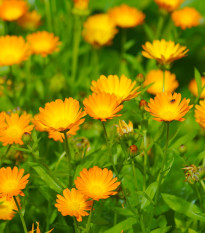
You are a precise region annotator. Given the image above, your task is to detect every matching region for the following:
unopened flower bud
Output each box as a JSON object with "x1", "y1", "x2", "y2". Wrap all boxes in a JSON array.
[
  {"x1": 129, "y1": 145, "x2": 138, "y2": 155},
  {"x1": 179, "y1": 144, "x2": 187, "y2": 154},
  {"x1": 116, "y1": 120, "x2": 133, "y2": 136},
  {"x1": 139, "y1": 99, "x2": 148, "y2": 109},
  {"x1": 136, "y1": 73, "x2": 144, "y2": 83},
  {"x1": 22, "y1": 132, "x2": 31, "y2": 143}
]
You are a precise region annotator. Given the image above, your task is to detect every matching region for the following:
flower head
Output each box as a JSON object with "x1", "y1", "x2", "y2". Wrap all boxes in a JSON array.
[
  {"x1": 144, "y1": 69, "x2": 179, "y2": 95},
  {"x1": 0, "y1": 0, "x2": 28, "y2": 21},
  {"x1": 108, "y1": 4, "x2": 145, "y2": 28},
  {"x1": 82, "y1": 14, "x2": 118, "y2": 47},
  {"x1": 55, "y1": 188, "x2": 93, "y2": 222},
  {"x1": 154, "y1": 0, "x2": 184, "y2": 12},
  {"x1": 33, "y1": 113, "x2": 82, "y2": 143},
  {"x1": 195, "y1": 99, "x2": 205, "y2": 128},
  {"x1": 172, "y1": 7, "x2": 201, "y2": 30},
  {"x1": 116, "y1": 120, "x2": 133, "y2": 136},
  {"x1": 0, "y1": 166, "x2": 30, "y2": 199},
  {"x1": 36, "y1": 98, "x2": 86, "y2": 134},
  {"x1": 29, "y1": 222, "x2": 54, "y2": 233},
  {"x1": 91, "y1": 75, "x2": 140, "y2": 102},
  {"x1": 0, "y1": 36, "x2": 30, "y2": 66},
  {"x1": 189, "y1": 78, "x2": 205, "y2": 99},
  {"x1": 75, "y1": 166, "x2": 120, "y2": 201},
  {"x1": 17, "y1": 10, "x2": 42, "y2": 30},
  {"x1": 83, "y1": 93, "x2": 123, "y2": 121},
  {"x1": 0, "y1": 113, "x2": 33, "y2": 146},
  {"x1": 0, "y1": 196, "x2": 18, "y2": 220},
  {"x1": 142, "y1": 39, "x2": 189, "y2": 66},
  {"x1": 27, "y1": 31, "x2": 61, "y2": 57},
  {"x1": 145, "y1": 92, "x2": 193, "y2": 122},
  {"x1": 74, "y1": 0, "x2": 89, "y2": 10}
]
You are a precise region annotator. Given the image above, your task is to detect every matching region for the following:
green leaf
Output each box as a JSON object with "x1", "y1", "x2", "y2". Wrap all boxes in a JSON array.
[
  {"x1": 30, "y1": 162, "x2": 64, "y2": 193},
  {"x1": 194, "y1": 67, "x2": 202, "y2": 96},
  {"x1": 151, "y1": 226, "x2": 171, "y2": 233},
  {"x1": 103, "y1": 217, "x2": 138, "y2": 233},
  {"x1": 162, "y1": 193, "x2": 205, "y2": 222},
  {"x1": 112, "y1": 207, "x2": 135, "y2": 217},
  {"x1": 141, "y1": 182, "x2": 158, "y2": 209}
]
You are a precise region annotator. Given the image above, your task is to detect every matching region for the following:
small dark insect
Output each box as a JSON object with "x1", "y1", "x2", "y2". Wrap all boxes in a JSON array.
[{"x1": 170, "y1": 99, "x2": 176, "y2": 103}]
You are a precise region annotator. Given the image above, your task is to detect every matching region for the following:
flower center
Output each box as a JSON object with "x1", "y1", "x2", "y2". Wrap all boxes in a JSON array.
[
  {"x1": 2, "y1": 179, "x2": 18, "y2": 193},
  {"x1": 5, "y1": 7, "x2": 23, "y2": 20},
  {"x1": 69, "y1": 201, "x2": 81, "y2": 211},
  {"x1": 6, "y1": 126, "x2": 22, "y2": 138},
  {"x1": 90, "y1": 184, "x2": 104, "y2": 195}
]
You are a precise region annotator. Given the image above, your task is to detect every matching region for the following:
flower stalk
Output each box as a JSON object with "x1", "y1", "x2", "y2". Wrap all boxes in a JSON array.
[{"x1": 63, "y1": 132, "x2": 72, "y2": 187}]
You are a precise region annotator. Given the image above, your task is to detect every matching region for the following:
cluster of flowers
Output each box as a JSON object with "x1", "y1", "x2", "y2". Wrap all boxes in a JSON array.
[{"x1": 0, "y1": 165, "x2": 120, "y2": 225}]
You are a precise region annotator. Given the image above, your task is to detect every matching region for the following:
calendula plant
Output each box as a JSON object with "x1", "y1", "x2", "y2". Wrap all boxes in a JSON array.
[{"x1": 0, "y1": 0, "x2": 205, "y2": 233}]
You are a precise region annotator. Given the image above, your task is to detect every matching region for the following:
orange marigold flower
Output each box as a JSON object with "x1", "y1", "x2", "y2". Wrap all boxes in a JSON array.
[
  {"x1": 144, "y1": 69, "x2": 179, "y2": 95},
  {"x1": 0, "y1": 35, "x2": 30, "y2": 66},
  {"x1": 145, "y1": 92, "x2": 193, "y2": 122},
  {"x1": 27, "y1": 31, "x2": 61, "y2": 57},
  {"x1": 195, "y1": 99, "x2": 205, "y2": 128},
  {"x1": 189, "y1": 78, "x2": 205, "y2": 99},
  {"x1": 55, "y1": 188, "x2": 93, "y2": 222},
  {"x1": 172, "y1": 7, "x2": 201, "y2": 30},
  {"x1": 82, "y1": 14, "x2": 118, "y2": 47},
  {"x1": 108, "y1": 4, "x2": 145, "y2": 28},
  {"x1": 116, "y1": 120, "x2": 133, "y2": 136},
  {"x1": 83, "y1": 93, "x2": 123, "y2": 121},
  {"x1": 36, "y1": 98, "x2": 86, "y2": 133},
  {"x1": 74, "y1": 0, "x2": 89, "y2": 10},
  {"x1": 0, "y1": 196, "x2": 19, "y2": 220},
  {"x1": 0, "y1": 113, "x2": 33, "y2": 146},
  {"x1": 29, "y1": 222, "x2": 54, "y2": 233},
  {"x1": 75, "y1": 166, "x2": 120, "y2": 201},
  {"x1": 0, "y1": 0, "x2": 28, "y2": 21},
  {"x1": 0, "y1": 166, "x2": 30, "y2": 199},
  {"x1": 142, "y1": 39, "x2": 189, "y2": 66},
  {"x1": 91, "y1": 75, "x2": 140, "y2": 102},
  {"x1": 154, "y1": 0, "x2": 184, "y2": 12},
  {"x1": 17, "y1": 10, "x2": 42, "y2": 30},
  {"x1": 33, "y1": 113, "x2": 83, "y2": 143}
]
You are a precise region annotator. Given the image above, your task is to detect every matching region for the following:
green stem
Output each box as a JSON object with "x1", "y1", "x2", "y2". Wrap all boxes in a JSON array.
[
  {"x1": 162, "y1": 69, "x2": 166, "y2": 92},
  {"x1": 13, "y1": 196, "x2": 28, "y2": 233},
  {"x1": 71, "y1": 15, "x2": 82, "y2": 82},
  {"x1": 63, "y1": 132, "x2": 72, "y2": 187},
  {"x1": 200, "y1": 180, "x2": 205, "y2": 192},
  {"x1": 155, "y1": 123, "x2": 170, "y2": 205},
  {"x1": 155, "y1": 12, "x2": 166, "y2": 39},
  {"x1": 121, "y1": 29, "x2": 127, "y2": 59},
  {"x1": 131, "y1": 160, "x2": 138, "y2": 190},
  {"x1": 44, "y1": 0, "x2": 53, "y2": 31},
  {"x1": 143, "y1": 131, "x2": 148, "y2": 191},
  {"x1": 85, "y1": 204, "x2": 93, "y2": 233},
  {"x1": 73, "y1": 217, "x2": 79, "y2": 233}
]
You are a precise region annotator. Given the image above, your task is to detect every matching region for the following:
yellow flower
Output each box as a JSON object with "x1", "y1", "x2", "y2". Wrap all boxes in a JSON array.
[
  {"x1": 82, "y1": 14, "x2": 118, "y2": 47},
  {"x1": 154, "y1": 0, "x2": 184, "y2": 12},
  {"x1": 0, "y1": 0, "x2": 28, "y2": 21},
  {"x1": 195, "y1": 99, "x2": 205, "y2": 128},
  {"x1": 145, "y1": 92, "x2": 193, "y2": 122},
  {"x1": 144, "y1": 69, "x2": 179, "y2": 95},
  {"x1": 116, "y1": 120, "x2": 133, "y2": 136},
  {"x1": 74, "y1": 0, "x2": 89, "y2": 10},
  {"x1": 33, "y1": 114, "x2": 82, "y2": 143},
  {"x1": 75, "y1": 166, "x2": 120, "y2": 201},
  {"x1": 142, "y1": 39, "x2": 189, "y2": 66},
  {"x1": 172, "y1": 7, "x2": 201, "y2": 30},
  {"x1": 0, "y1": 35, "x2": 30, "y2": 66},
  {"x1": 27, "y1": 31, "x2": 61, "y2": 57},
  {"x1": 108, "y1": 4, "x2": 145, "y2": 28},
  {"x1": 0, "y1": 196, "x2": 18, "y2": 220},
  {"x1": 0, "y1": 166, "x2": 30, "y2": 199},
  {"x1": 55, "y1": 188, "x2": 93, "y2": 222},
  {"x1": 0, "y1": 113, "x2": 33, "y2": 146},
  {"x1": 17, "y1": 10, "x2": 41, "y2": 30},
  {"x1": 189, "y1": 78, "x2": 205, "y2": 99},
  {"x1": 83, "y1": 92, "x2": 123, "y2": 121},
  {"x1": 29, "y1": 222, "x2": 54, "y2": 233},
  {"x1": 91, "y1": 75, "x2": 140, "y2": 102},
  {"x1": 36, "y1": 98, "x2": 86, "y2": 133}
]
